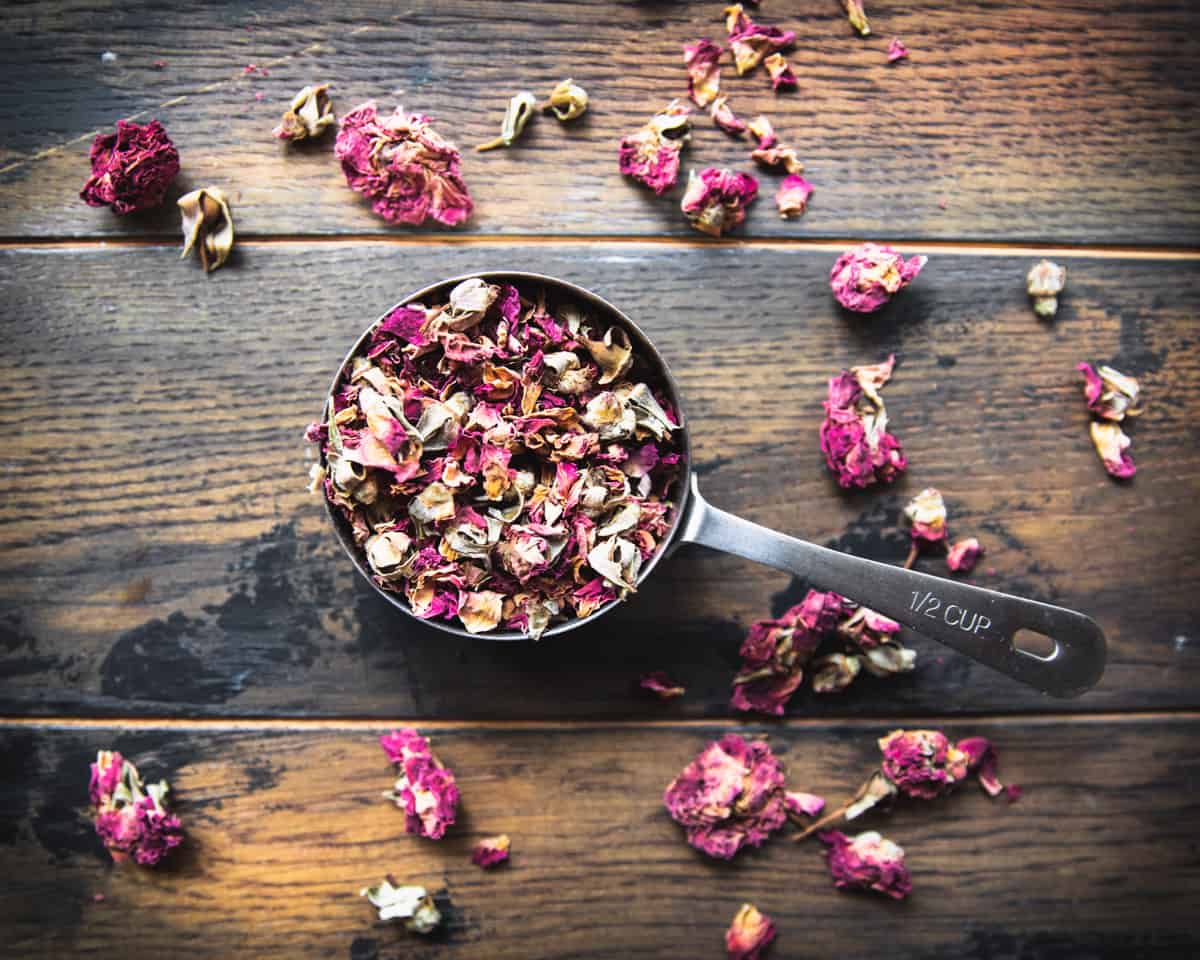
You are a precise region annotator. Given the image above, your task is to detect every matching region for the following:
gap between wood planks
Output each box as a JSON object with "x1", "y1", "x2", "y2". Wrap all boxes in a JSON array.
[
  {"x1": 1, "y1": 234, "x2": 1199, "y2": 259},
  {"x1": 3, "y1": 709, "x2": 1197, "y2": 731}
]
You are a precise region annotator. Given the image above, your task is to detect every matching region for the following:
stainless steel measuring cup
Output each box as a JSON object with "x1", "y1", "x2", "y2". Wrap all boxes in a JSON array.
[{"x1": 320, "y1": 272, "x2": 1106, "y2": 697}]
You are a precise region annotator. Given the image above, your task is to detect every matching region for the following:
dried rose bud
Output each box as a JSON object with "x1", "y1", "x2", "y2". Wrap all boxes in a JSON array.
[
  {"x1": 273, "y1": 83, "x2": 335, "y2": 141},
  {"x1": 178, "y1": 187, "x2": 235, "y2": 273},
  {"x1": 360, "y1": 878, "x2": 441, "y2": 934},
  {"x1": 841, "y1": 0, "x2": 871, "y2": 36},
  {"x1": 477, "y1": 91, "x2": 538, "y2": 151},
  {"x1": 663, "y1": 734, "x2": 788, "y2": 859},
  {"x1": 887, "y1": 38, "x2": 909, "y2": 62},
  {"x1": 380, "y1": 729, "x2": 460, "y2": 839},
  {"x1": 335, "y1": 102, "x2": 473, "y2": 226},
  {"x1": 785, "y1": 790, "x2": 826, "y2": 819},
  {"x1": 879, "y1": 728, "x2": 969, "y2": 799},
  {"x1": 747, "y1": 115, "x2": 776, "y2": 148},
  {"x1": 729, "y1": 17, "x2": 796, "y2": 75},
  {"x1": 903, "y1": 488, "x2": 948, "y2": 545},
  {"x1": 819, "y1": 355, "x2": 907, "y2": 489},
  {"x1": 956, "y1": 736, "x2": 1005, "y2": 797},
  {"x1": 725, "y1": 903, "x2": 777, "y2": 960},
  {"x1": 752, "y1": 143, "x2": 804, "y2": 175},
  {"x1": 1088, "y1": 420, "x2": 1136, "y2": 479},
  {"x1": 946, "y1": 537, "x2": 983, "y2": 574},
  {"x1": 763, "y1": 53, "x2": 797, "y2": 91},
  {"x1": 681, "y1": 167, "x2": 759, "y2": 237},
  {"x1": 89, "y1": 750, "x2": 184, "y2": 866},
  {"x1": 820, "y1": 830, "x2": 911, "y2": 900},
  {"x1": 1077, "y1": 362, "x2": 1142, "y2": 422},
  {"x1": 710, "y1": 95, "x2": 748, "y2": 136},
  {"x1": 471, "y1": 834, "x2": 511, "y2": 868},
  {"x1": 542, "y1": 78, "x2": 588, "y2": 121},
  {"x1": 684, "y1": 38, "x2": 724, "y2": 107},
  {"x1": 80, "y1": 119, "x2": 180, "y2": 215},
  {"x1": 830, "y1": 243, "x2": 927, "y2": 313},
  {"x1": 640, "y1": 671, "x2": 686, "y2": 699},
  {"x1": 811, "y1": 652, "x2": 861, "y2": 692},
  {"x1": 1027, "y1": 259, "x2": 1066, "y2": 317},
  {"x1": 618, "y1": 100, "x2": 693, "y2": 195},
  {"x1": 860, "y1": 643, "x2": 916, "y2": 678},
  {"x1": 775, "y1": 174, "x2": 812, "y2": 219}
]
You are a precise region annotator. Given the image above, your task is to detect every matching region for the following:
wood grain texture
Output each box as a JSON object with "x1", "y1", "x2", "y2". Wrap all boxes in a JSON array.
[
  {"x1": 1, "y1": 243, "x2": 1197, "y2": 718},
  {"x1": 2, "y1": 0, "x2": 1199, "y2": 243},
  {"x1": 1, "y1": 719, "x2": 1197, "y2": 959}
]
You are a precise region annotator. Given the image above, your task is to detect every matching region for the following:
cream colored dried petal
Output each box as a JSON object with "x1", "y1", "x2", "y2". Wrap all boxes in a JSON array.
[
  {"x1": 444, "y1": 278, "x2": 498, "y2": 329},
  {"x1": 844, "y1": 770, "x2": 897, "y2": 821},
  {"x1": 459, "y1": 590, "x2": 505, "y2": 633},
  {"x1": 811, "y1": 653, "x2": 862, "y2": 693},
  {"x1": 306, "y1": 462, "x2": 325, "y2": 494},
  {"x1": 524, "y1": 597, "x2": 561, "y2": 640},
  {"x1": 476, "y1": 91, "x2": 538, "y2": 151},
  {"x1": 360, "y1": 880, "x2": 441, "y2": 933},
  {"x1": 597, "y1": 501, "x2": 640, "y2": 538},
  {"x1": 1027, "y1": 259, "x2": 1066, "y2": 317},
  {"x1": 178, "y1": 187, "x2": 234, "y2": 273},
  {"x1": 586, "y1": 536, "x2": 642, "y2": 592},
  {"x1": 582, "y1": 326, "x2": 634, "y2": 385},
  {"x1": 409, "y1": 482, "x2": 456, "y2": 525},
  {"x1": 583, "y1": 391, "x2": 637, "y2": 440},
  {"x1": 620, "y1": 382, "x2": 677, "y2": 439},
  {"x1": 1095, "y1": 365, "x2": 1142, "y2": 420},
  {"x1": 861, "y1": 643, "x2": 917, "y2": 677},
  {"x1": 273, "y1": 83, "x2": 335, "y2": 140},
  {"x1": 902, "y1": 487, "x2": 947, "y2": 536},
  {"x1": 366, "y1": 530, "x2": 415, "y2": 581},
  {"x1": 543, "y1": 78, "x2": 588, "y2": 121}
]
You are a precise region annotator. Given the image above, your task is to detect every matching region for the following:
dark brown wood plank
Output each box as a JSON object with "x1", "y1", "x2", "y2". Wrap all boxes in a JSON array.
[
  {"x1": 1, "y1": 242, "x2": 1197, "y2": 717},
  {"x1": 1, "y1": 718, "x2": 1197, "y2": 958},
  {"x1": 2, "y1": 1, "x2": 1198, "y2": 243}
]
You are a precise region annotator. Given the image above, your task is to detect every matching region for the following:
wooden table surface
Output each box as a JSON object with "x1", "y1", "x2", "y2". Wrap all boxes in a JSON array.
[{"x1": 2, "y1": 2, "x2": 1199, "y2": 957}]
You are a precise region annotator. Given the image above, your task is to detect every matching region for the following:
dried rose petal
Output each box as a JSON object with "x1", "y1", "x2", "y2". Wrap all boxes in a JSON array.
[
  {"x1": 273, "y1": 84, "x2": 335, "y2": 141},
  {"x1": 89, "y1": 750, "x2": 183, "y2": 866},
  {"x1": 710, "y1": 96, "x2": 748, "y2": 136},
  {"x1": 380, "y1": 729, "x2": 460, "y2": 839},
  {"x1": 785, "y1": 790, "x2": 826, "y2": 818},
  {"x1": 725, "y1": 903, "x2": 777, "y2": 960},
  {"x1": 360, "y1": 878, "x2": 441, "y2": 933},
  {"x1": 763, "y1": 53, "x2": 797, "y2": 91},
  {"x1": 542, "y1": 78, "x2": 588, "y2": 121},
  {"x1": 775, "y1": 174, "x2": 812, "y2": 219},
  {"x1": 1027, "y1": 259, "x2": 1066, "y2": 318},
  {"x1": 335, "y1": 102, "x2": 473, "y2": 226},
  {"x1": 684, "y1": 38, "x2": 724, "y2": 107},
  {"x1": 946, "y1": 537, "x2": 983, "y2": 574},
  {"x1": 903, "y1": 487, "x2": 948, "y2": 545},
  {"x1": 459, "y1": 589, "x2": 504, "y2": 633},
  {"x1": 841, "y1": 0, "x2": 871, "y2": 36},
  {"x1": 178, "y1": 187, "x2": 235, "y2": 273},
  {"x1": 747, "y1": 115, "x2": 776, "y2": 148},
  {"x1": 887, "y1": 38, "x2": 909, "y2": 62},
  {"x1": 956, "y1": 736, "x2": 1004, "y2": 797},
  {"x1": 879, "y1": 728, "x2": 969, "y2": 799},
  {"x1": 724, "y1": 3, "x2": 752, "y2": 35},
  {"x1": 811, "y1": 652, "x2": 862, "y2": 692},
  {"x1": 471, "y1": 834, "x2": 511, "y2": 868},
  {"x1": 663, "y1": 734, "x2": 788, "y2": 859},
  {"x1": 830, "y1": 243, "x2": 926, "y2": 313},
  {"x1": 619, "y1": 100, "x2": 693, "y2": 194},
  {"x1": 1077, "y1": 363, "x2": 1141, "y2": 422},
  {"x1": 820, "y1": 830, "x2": 911, "y2": 900},
  {"x1": 752, "y1": 143, "x2": 804, "y2": 175},
  {"x1": 819, "y1": 355, "x2": 907, "y2": 489},
  {"x1": 836, "y1": 605, "x2": 901, "y2": 650},
  {"x1": 640, "y1": 671, "x2": 686, "y2": 699},
  {"x1": 728, "y1": 16, "x2": 796, "y2": 75},
  {"x1": 476, "y1": 91, "x2": 538, "y2": 152},
  {"x1": 681, "y1": 167, "x2": 759, "y2": 237},
  {"x1": 80, "y1": 119, "x2": 180, "y2": 215},
  {"x1": 1089, "y1": 421, "x2": 1136, "y2": 479}
]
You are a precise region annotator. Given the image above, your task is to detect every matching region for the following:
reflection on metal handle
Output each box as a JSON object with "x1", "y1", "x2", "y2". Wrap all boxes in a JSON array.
[{"x1": 677, "y1": 478, "x2": 1106, "y2": 698}]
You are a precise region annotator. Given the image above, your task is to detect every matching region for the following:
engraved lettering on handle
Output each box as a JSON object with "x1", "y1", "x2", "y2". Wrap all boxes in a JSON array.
[{"x1": 910, "y1": 591, "x2": 993, "y2": 637}]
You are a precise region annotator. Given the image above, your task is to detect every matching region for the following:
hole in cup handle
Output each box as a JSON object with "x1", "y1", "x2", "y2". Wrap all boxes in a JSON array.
[{"x1": 1012, "y1": 628, "x2": 1058, "y2": 662}]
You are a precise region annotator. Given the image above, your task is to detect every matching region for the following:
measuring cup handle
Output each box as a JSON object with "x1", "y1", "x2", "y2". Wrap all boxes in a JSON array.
[{"x1": 677, "y1": 478, "x2": 1106, "y2": 698}]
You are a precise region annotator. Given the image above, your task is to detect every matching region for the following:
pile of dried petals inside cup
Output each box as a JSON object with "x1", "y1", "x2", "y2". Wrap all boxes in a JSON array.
[{"x1": 306, "y1": 278, "x2": 683, "y2": 638}]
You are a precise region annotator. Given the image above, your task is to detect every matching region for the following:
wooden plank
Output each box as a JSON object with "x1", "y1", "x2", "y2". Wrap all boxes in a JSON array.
[
  {"x1": 1, "y1": 1, "x2": 1198, "y2": 244},
  {"x1": 1, "y1": 243, "x2": 1196, "y2": 718},
  {"x1": 1, "y1": 718, "x2": 1197, "y2": 958}
]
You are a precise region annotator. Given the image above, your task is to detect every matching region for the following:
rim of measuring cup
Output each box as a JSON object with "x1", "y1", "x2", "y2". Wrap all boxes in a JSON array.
[{"x1": 319, "y1": 271, "x2": 694, "y2": 641}]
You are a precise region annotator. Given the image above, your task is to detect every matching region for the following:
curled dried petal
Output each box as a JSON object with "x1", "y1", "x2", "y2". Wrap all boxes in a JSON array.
[
  {"x1": 360, "y1": 878, "x2": 441, "y2": 933},
  {"x1": 776, "y1": 173, "x2": 812, "y2": 218},
  {"x1": 946, "y1": 537, "x2": 983, "y2": 574},
  {"x1": 459, "y1": 589, "x2": 505, "y2": 633},
  {"x1": 830, "y1": 243, "x2": 926, "y2": 313},
  {"x1": 887, "y1": 38, "x2": 909, "y2": 62},
  {"x1": 747, "y1": 115, "x2": 776, "y2": 149},
  {"x1": 763, "y1": 52, "x2": 797, "y2": 91},
  {"x1": 681, "y1": 167, "x2": 759, "y2": 237},
  {"x1": 178, "y1": 187, "x2": 235, "y2": 273},
  {"x1": 1089, "y1": 420, "x2": 1136, "y2": 479},
  {"x1": 80, "y1": 119, "x2": 180, "y2": 214},
  {"x1": 684, "y1": 39, "x2": 724, "y2": 108},
  {"x1": 640, "y1": 670, "x2": 686, "y2": 699},
  {"x1": 956, "y1": 736, "x2": 1005, "y2": 797},
  {"x1": 542, "y1": 78, "x2": 588, "y2": 121},
  {"x1": 471, "y1": 834, "x2": 511, "y2": 868},
  {"x1": 619, "y1": 100, "x2": 693, "y2": 194},
  {"x1": 1077, "y1": 362, "x2": 1141, "y2": 422},
  {"x1": 842, "y1": 0, "x2": 871, "y2": 36},
  {"x1": 821, "y1": 830, "x2": 911, "y2": 900},
  {"x1": 725, "y1": 903, "x2": 777, "y2": 960},
  {"x1": 477, "y1": 91, "x2": 538, "y2": 152},
  {"x1": 273, "y1": 84, "x2": 335, "y2": 140},
  {"x1": 710, "y1": 95, "x2": 748, "y2": 136},
  {"x1": 785, "y1": 790, "x2": 826, "y2": 818},
  {"x1": 751, "y1": 142, "x2": 804, "y2": 175},
  {"x1": 582, "y1": 326, "x2": 634, "y2": 385},
  {"x1": 811, "y1": 652, "x2": 862, "y2": 692},
  {"x1": 729, "y1": 17, "x2": 796, "y2": 75},
  {"x1": 1027, "y1": 259, "x2": 1066, "y2": 318}
]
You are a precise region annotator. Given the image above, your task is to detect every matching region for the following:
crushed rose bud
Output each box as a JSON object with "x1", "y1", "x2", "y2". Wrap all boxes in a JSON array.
[
  {"x1": 1088, "y1": 421, "x2": 1136, "y2": 479},
  {"x1": 380, "y1": 729, "x2": 460, "y2": 839},
  {"x1": 619, "y1": 100, "x2": 693, "y2": 194},
  {"x1": 542, "y1": 78, "x2": 588, "y2": 121},
  {"x1": 308, "y1": 278, "x2": 682, "y2": 637},
  {"x1": 820, "y1": 831, "x2": 911, "y2": 899},
  {"x1": 946, "y1": 537, "x2": 983, "y2": 573},
  {"x1": 747, "y1": 115, "x2": 776, "y2": 148},
  {"x1": 1027, "y1": 259, "x2": 1067, "y2": 318},
  {"x1": 903, "y1": 488, "x2": 947, "y2": 545},
  {"x1": 89, "y1": 750, "x2": 184, "y2": 866},
  {"x1": 819, "y1": 354, "x2": 907, "y2": 489},
  {"x1": 785, "y1": 790, "x2": 826, "y2": 819},
  {"x1": 725, "y1": 903, "x2": 777, "y2": 960},
  {"x1": 681, "y1": 167, "x2": 759, "y2": 237},
  {"x1": 273, "y1": 83, "x2": 335, "y2": 141},
  {"x1": 880, "y1": 728, "x2": 971, "y2": 799},
  {"x1": 684, "y1": 39, "x2": 725, "y2": 107},
  {"x1": 336, "y1": 102, "x2": 473, "y2": 226},
  {"x1": 728, "y1": 13, "x2": 796, "y2": 75},
  {"x1": 887, "y1": 38, "x2": 909, "y2": 62},
  {"x1": 477, "y1": 91, "x2": 539, "y2": 152},
  {"x1": 471, "y1": 833, "x2": 511, "y2": 868},
  {"x1": 710, "y1": 95, "x2": 748, "y2": 136},
  {"x1": 841, "y1": 0, "x2": 871, "y2": 36},
  {"x1": 1077, "y1": 363, "x2": 1142, "y2": 422},
  {"x1": 663, "y1": 735, "x2": 787, "y2": 859},
  {"x1": 80, "y1": 119, "x2": 180, "y2": 215},
  {"x1": 830, "y1": 243, "x2": 927, "y2": 313},
  {"x1": 360, "y1": 878, "x2": 441, "y2": 933},
  {"x1": 178, "y1": 187, "x2": 235, "y2": 273},
  {"x1": 775, "y1": 174, "x2": 812, "y2": 218},
  {"x1": 763, "y1": 53, "x2": 797, "y2": 91},
  {"x1": 640, "y1": 670, "x2": 686, "y2": 699}
]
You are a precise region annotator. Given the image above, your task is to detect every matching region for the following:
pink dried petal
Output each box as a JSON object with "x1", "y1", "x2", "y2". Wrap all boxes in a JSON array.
[
  {"x1": 879, "y1": 728, "x2": 969, "y2": 799},
  {"x1": 684, "y1": 38, "x2": 724, "y2": 107},
  {"x1": 725, "y1": 903, "x2": 777, "y2": 960},
  {"x1": 751, "y1": 143, "x2": 804, "y2": 175},
  {"x1": 380, "y1": 728, "x2": 460, "y2": 839},
  {"x1": 830, "y1": 243, "x2": 926, "y2": 313},
  {"x1": 619, "y1": 101, "x2": 693, "y2": 195},
  {"x1": 763, "y1": 53, "x2": 797, "y2": 91},
  {"x1": 887, "y1": 38, "x2": 909, "y2": 62},
  {"x1": 946, "y1": 537, "x2": 983, "y2": 573},
  {"x1": 681, "y1": 167, "x2": 758, "y2": 237},
  {"x1": 471, "y1": 834, "x2": 511, "y2": 868},
  {"x1": 1077, "y1": 362, "x2": 1141, "y2": 422},
  {"x1": 775, "y1": 174, "x2": 812, "y2": 219},
  {"x1": 747, "y1": 115, "x2": 776, "y2": 149},
  {"x1": 1089, "y1": 421, "x2": 1136, "y2": 479},
  {"x1": 820, "y1": 830, "x2": 911, "y2": 900},
  {"x1": 640, "y1": 671, "x2": 686, "y2": 699},
  {"x1": 1005, "y1": 783, "x2": 1024, "y2": 803},
  {"x1": 80, "y1": 119, "x2": 180, "y2": 215},
  {"x1": 710, "y1": 96, "x2": 748, "y2": 136},
  {"x1": 819, "y1": 358, "x2": 907, "y2": 489},
  {"x1": 956, "y1": 736, "x2": 1004, "y2": 797},
  {"x1": 729, "y1": 19, "x2": 796, "y2": 75},
  {"x1": 785, "y1": 790, "x2": 826, "y2": 818}
]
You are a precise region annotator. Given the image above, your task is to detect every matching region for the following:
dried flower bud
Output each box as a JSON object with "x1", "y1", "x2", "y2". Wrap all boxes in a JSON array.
[
  {"x1": 273, "y1": 84, "x2": 335, "y2": 141},
  {"x1": 725, "y1": 903, "x2": 777, "y2": 960},
  {"x1": 380, "y1": 729, "x2": 460, "y2": 839},
  {"x1": 80, "y1": 119, "x2": 180, "y2": 215},
  {"x1": 619, "y1": 100, "x2": 693, "y2": 195},
  {"x1": 1077, "y1": 362, "x2": 1142, "y2": 422},
  {"x1": 776, "y1": 173, "x2": 813, "y2": 218},
  {"x1": 640, "y1": 671, "x2": 686, "y2": 699},
  {"x1": 903, "y1": 487, "x2": 948, "y2": 544},
  {"x1": 710, "y1": 95, "x2": 748, "y2": 136},
  {"x1": 681, "y1": 167, "x2": 759, "y2": 237},
  {"x1": 542, "y1": 78, "x2": 588, "y2": 121},
  {"x1": 89, "y1": 750, "x2": 184, "y2": 866},
  {"x1": 1088, "y1": 420, "x2": 1136, "y2": 479},
  {"x1": 1026, "y1": 259, "x2": 1067, "y2": 317},
  {"x1": 477, "y1": 91, "x2": 538, "y2": 151},
  {"x1": 763, "y1": 53, "x2": 797, "y2": 91},
  {"x1": 820, "y1": 830, "x2": 911, "y2": 900},
  {"x1": 178, "y1": 187, "x2": 235, "y2": 273},
  {"x1": 819, "y1": 355, "x2": 907, "y2": 489},
  {"x1": 879, "y1": 728, "x2": 969, "y2": 799},
  {"x1": 830, "y1": 243, "x2": 926, "y2": 313},
  {"x1": 471, "y1": 834, "x2": 511, "y2": 868},
  {"x1": 360, "y1": 878, "x2": 441, "y2": 933},
  {"x1": 887, "y1": 38, "x2": 909, "y2": 62},
  {"x1": 841, "y1": 0, "x2": 871, "y2": 36},
  {"x1": 811, "y1": 652, "x2": 862, "y2": 692},
  {"x1": 946, "y1": 537, "x2": 983, "y2": 574},
  {"x1": 684, "y1": 39, "x2": 724, "y2": 107}
]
